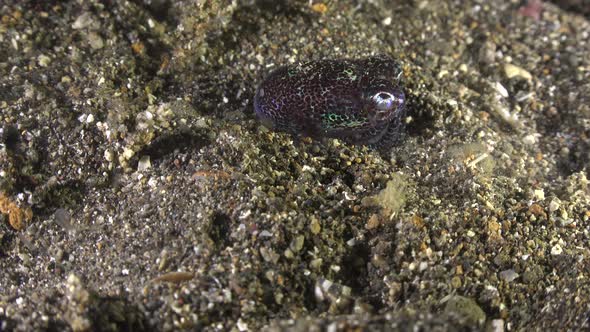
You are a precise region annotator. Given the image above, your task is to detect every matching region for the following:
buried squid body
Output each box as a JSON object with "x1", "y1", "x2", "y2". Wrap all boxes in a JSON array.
[{"x1": 254, "y1": 56, "x2": 406, "y2": 148}]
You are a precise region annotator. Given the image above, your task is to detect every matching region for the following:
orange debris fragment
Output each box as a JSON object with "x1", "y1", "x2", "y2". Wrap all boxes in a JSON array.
[{"x1": 0, "y1": 192, "x2": 33, "y2": 230}]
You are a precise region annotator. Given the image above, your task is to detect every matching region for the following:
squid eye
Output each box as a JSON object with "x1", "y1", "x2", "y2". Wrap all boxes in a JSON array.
[{"x1": 372, "y1": 92, "x2": 396, "y2": 111}]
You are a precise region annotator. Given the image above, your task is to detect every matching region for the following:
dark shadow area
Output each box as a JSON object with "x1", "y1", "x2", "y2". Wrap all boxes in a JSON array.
[
  {"x1": 208, "y1": 212, "x2": 232, "y2": 249},
  {"x1": 302, "y1": 277, "x2": 319, "y2": 312},
  {"x1": 2, "y1": 124, "x2": 20, "y2": 152},
  {"x1": 0, "y1": 224, "x2": 16, "y2": 258},
  {"x1": 548, "y1": 0, "x2": 590, "y2": 18},
  {"x1": 340, "y1": 242, "x2": 371, "y2": 293},
  {"x1": 45, "y1": 319, "x2": 70, "y2": 332},
  {"x1": 129, "y1": 0, "x2": 172, "y2": 22},
  {"x1": 33, "y1": 180, "x2": 86, "y2": 213},
  {"x1": 2, "y1": 123, "x2": 48, "y2": 193},
  {"x1": 556, "y1": 138, "x2": 590, "y2": 177},
  {"x1": 88, "y1": 295, "x2": 151, "y2": 332},
  {"x1": 255, "y1": 0, "x2": 310, "y2": 16},
  {"x1": 405, "y1": 103, "x2": 436, "y2": 139},
  {"x1": 134, "y1": 128, "x2": 212, "y2": 166},
  {"x1": 542, "y1": 86, "x2": 590, "y2": 177},
  {"x1": 0, "y1": 313, "x2": 17, "y2": 332}
]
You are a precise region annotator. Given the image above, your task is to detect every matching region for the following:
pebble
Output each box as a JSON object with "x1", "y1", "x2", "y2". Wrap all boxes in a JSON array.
[
  {"x1": 533, "y1": 189, "x2": 544, "y2": 200},
  {"x1": 38, "y1": 54, "x2": 51, "y2": 67},
  {"x1": 549, "y1": 200, "x2": 560, "y2": 212},
  {"x1": 494, "y1": 82, "x2": 509, "y2": 98},
  {"x1": 72, "y1": 12, "x2": 95, "y2": 30},
  {"x1": 137, "y1": 155, "x2": 151, "y2": 171},
  {"x1": 504, "y1": 63, "x2": 532, "y2": 81},
  {"x1": 490, "y1": 319, "x2": 505, "y2": 332},
  {"x1": 88, "y1": 32, "x2": 104, "y2": 50},
  {"x1": 499, "y1": 269, "x2": 519, "y2": 282},
  {"x1": 550, "y1": 244, "x2": 563, "y2": 255}
]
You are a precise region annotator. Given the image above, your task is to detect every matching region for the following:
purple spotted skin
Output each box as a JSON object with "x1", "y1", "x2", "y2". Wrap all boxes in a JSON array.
[{"x1": 254, "y1": 56, "x2": 406, "y2": 148}]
